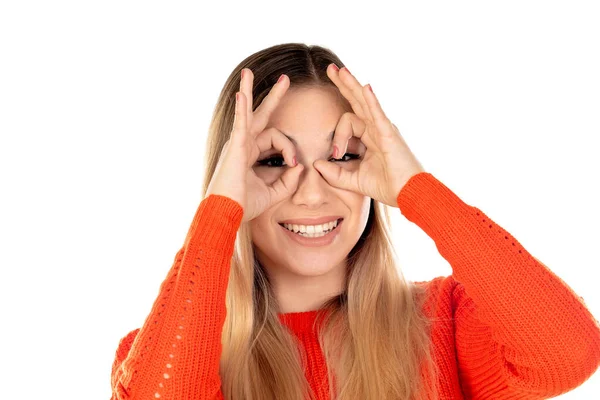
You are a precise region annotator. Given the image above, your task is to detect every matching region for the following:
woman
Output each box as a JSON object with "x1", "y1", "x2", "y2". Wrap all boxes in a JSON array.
[{"x1": 110, "y1": 43, "x2": 600, "y2": 400}]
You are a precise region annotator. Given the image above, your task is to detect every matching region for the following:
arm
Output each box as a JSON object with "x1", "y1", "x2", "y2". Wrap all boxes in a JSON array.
[
  {"x1": 110, "y1": 194, "x2": 243, "y2": 400},
  {"x1": 397, "y1": 172, "x2": 600, "y2": 399}
]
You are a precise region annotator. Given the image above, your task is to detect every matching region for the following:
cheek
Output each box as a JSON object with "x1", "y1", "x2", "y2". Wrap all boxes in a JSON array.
[
  {"x1": 337, "y1": 159, "x2": 362, "y2": 173},
  {"x1": 250, "y1": 215, "x2": 268, "y2": 233},
  {"x1": 356, "y1": 197, "x2": 372, "y2": 226},
  {"x1": 249, "y1": 209, "x2": 277, "y2": 240},
  {"x1": 337, "y1": 194, "x2": 370, "y2": 223},
  {"x1": 249, "y1": 221, "x2": 267, "y2": 251},
  {"x1": 252, "y1": 168, "x2": 280, "y2": 185}
]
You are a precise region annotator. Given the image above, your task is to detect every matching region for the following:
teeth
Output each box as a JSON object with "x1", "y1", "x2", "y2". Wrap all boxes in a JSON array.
[
  {"x1": 296, "y1": 231, "x2": 328, "y2": 238},
  {"x1": 282, "y1": 219, "x2": 339, "y2": 235}
]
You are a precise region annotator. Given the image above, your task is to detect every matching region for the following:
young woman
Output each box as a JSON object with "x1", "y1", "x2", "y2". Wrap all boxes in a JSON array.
[{"x1": 109, "y1": 43, "x2": 600, "y2": 400}]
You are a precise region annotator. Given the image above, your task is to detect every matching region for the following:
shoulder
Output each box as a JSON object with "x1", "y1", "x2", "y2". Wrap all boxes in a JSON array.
[
  {"x1": 114, "y1": 328, "x2": 141, "y2": 362},
  {"x1": 412, "y1": 275, "x2": 467, "y2": 318}
]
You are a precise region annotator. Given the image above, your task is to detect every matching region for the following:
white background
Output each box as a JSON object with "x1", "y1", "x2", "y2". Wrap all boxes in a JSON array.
[{"x1": 1, "y1": 1, "x2": 599, "y2": 398}]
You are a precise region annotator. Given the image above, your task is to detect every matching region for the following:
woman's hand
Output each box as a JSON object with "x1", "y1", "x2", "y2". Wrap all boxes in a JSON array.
[
  {"x1": 313, "y1": 64, "x2": 425, "y2": 208},
  {"x1": 205, "y1": 68, "x2": 304, "y2": 223}
]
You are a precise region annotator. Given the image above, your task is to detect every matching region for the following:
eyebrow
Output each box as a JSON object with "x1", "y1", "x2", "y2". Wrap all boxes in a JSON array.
[{"x1": 281, "y1": 130, "x2": 335, "y2": 145}]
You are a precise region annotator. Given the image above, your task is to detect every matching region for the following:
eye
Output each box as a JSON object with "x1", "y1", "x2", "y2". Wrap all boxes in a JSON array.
[
  {"x1": 255, "y1": 153, "x2": 361, "y2": 168},
  {"x1": 329, "y1": 153, "x2": 361, "y2": 162},
  {"x1": 255, "y1": 155, "x2": 288, "y2": 168}
]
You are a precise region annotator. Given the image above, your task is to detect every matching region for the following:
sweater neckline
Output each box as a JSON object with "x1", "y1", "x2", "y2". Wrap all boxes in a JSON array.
[{"x1": 277, "y1": 309, "x2": 328, "y2": 334}]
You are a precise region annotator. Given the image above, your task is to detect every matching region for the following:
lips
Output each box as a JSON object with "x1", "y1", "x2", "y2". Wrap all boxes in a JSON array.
[
  {"x1": 278, "y1": 217, "x2": 343, "y2": 228},
  {"x1": 279, "y1": 217, "x2": 344, "y2": 246},
  {"x1": 278, "y1": 216, "x2": 343, "y2": 225}
]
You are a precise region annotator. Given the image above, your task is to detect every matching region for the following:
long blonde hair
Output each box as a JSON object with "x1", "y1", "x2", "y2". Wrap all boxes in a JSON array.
[{"x1": 200, "y1": 43, "x2": 440, "y2": 400}]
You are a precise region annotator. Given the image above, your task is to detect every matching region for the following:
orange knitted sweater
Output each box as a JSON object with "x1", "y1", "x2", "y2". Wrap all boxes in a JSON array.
[{"x1": 109, "y1": 172, "x2": 600, "y2": 399}]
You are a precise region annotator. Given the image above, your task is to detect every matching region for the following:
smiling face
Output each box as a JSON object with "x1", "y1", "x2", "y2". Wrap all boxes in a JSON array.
[{"x1": 249, "y1": 85, "x2": 371, "y2": 305}]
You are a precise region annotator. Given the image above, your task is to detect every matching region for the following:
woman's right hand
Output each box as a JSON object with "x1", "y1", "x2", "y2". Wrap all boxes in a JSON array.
[{"x1": 205, "y1": 68, "x2": 304, "y2": 223}]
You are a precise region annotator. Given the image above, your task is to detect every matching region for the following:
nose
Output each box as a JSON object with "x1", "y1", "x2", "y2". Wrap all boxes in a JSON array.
[{"x1": 290, "y1": 162, "x2": 331, "y2": 207}]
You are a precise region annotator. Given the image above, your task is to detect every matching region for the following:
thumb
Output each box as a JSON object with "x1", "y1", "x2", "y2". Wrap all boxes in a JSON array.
[
  {"x1": 313, "y1": 160, "x2": 355, "y2": 191},
  {"x1": 269, "y1": 163, "x2": 305, "y2": 204}
]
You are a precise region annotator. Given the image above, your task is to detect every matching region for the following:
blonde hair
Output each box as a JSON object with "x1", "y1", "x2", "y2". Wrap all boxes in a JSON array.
[{"x1": 200, "y1": 43, "x2": 440, "y2": 400}]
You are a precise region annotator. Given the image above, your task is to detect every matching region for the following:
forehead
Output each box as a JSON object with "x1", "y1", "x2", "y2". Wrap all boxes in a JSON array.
[{"x1": 267, "y1": 86, "x2": 348, "y2": 143}]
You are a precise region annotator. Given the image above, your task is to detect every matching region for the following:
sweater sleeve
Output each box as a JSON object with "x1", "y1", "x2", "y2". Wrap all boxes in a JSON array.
[
  {"x1": 110, "y1": 194, "x2": 244, "y2": 400},
  {"x1": 397, "y1": 172, "x2": 600, "y2": 399}
]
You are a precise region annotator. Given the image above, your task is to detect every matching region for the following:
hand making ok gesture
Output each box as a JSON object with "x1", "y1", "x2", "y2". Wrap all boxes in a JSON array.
[{"x1": 313, "y1": 64, "x2": 426, "y2": 207}]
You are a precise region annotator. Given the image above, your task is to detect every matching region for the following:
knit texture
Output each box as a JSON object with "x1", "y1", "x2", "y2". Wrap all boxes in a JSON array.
[{"x1": 109, "y1": 172, "x2": 600, "y2": 399}]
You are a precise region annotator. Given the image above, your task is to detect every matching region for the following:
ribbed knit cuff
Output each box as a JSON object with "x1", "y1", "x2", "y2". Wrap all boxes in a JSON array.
[
  {"x1": 184, "y1": 194, "x2": 244, "y2": 251},
  {"x1": 396, "y1": 172, "x2": 472, "y2": 242}
]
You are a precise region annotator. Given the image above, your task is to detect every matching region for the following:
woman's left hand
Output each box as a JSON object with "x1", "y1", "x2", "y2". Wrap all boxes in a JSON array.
[{"x1": 313, "y1": 64, "x2": 426, "y2": 208}]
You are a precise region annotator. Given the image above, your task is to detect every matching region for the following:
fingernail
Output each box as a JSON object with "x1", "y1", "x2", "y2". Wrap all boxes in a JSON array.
[
  {"x1": 333, "y1": 145, "x2": 339, "y2": 159},
  {"x1": 292, "y1": 156, "x2": 297, "y2": 166},
  {"x1": 343, "y1": 67, "x2": 351, "y2": 75},
  {"x1": 331, "y1": 63, "x2": 339, "y2": 72},
  {"x1": 241, "y1": 69, "x2": 245, "y2": 79},
  {"x1": 278, "y1": 74, "x2": 285, "y2": 83},
  {"x1": 368, "y1": 84, "x2": 373, "y2": 93}
]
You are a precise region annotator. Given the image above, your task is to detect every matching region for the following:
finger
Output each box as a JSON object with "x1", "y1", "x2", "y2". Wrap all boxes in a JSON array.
[
  {"x1": 220, "y1": 138, "x2": 230, "y2": 158},
  {"x1": 332, "y1": 112, "x2": 368, "y2": 157},
  {"x1": 254, "y1": 127, "x2": 297, "y2": 168},
  {"x1": 326, "y1": 63, "x2": 368, "y2": 120},
  {"x1": 362, "y1": 84, "x2": 398, "y2": 140},
  {"x1": 240, "y1": 68, "x2": 254, "y2": 124},
  {"x1": 232, "y1": 91, "x2": 247, "y2": 143},
  {"x1": 252, "y1": 74, "x2": 290, "y2": 136},
  {"x1": 337, "y1": 67, "x2": 374, "y2": 123},
  {"x1": 313, "y1": 157, "x2": 358, "y2": 193},
  {"x1": 268, "y1": 162, "x2": 304, "y2": 204},
  {"x1": 362, "y1": 84, "x2": 388, "y2": 123}
]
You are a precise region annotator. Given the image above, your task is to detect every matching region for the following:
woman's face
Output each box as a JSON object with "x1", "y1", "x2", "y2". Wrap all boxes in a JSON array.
[{"x1": 249, "y1": 85, "x2": 371, "y2": 286}]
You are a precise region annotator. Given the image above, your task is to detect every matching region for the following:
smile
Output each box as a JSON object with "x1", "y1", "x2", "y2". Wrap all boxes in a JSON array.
[{"x1": 278, "y1": 218, "x2": 344, "y2": 247}]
